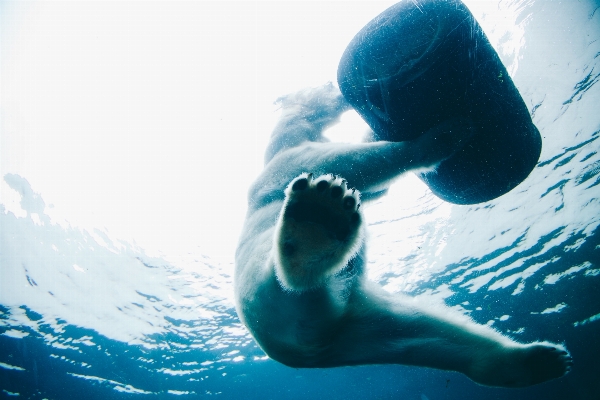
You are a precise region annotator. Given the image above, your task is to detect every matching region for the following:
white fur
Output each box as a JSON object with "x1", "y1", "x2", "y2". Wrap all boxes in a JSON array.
[{"x1": 234, "y1": 84, "x2": 572, "y2": 387}]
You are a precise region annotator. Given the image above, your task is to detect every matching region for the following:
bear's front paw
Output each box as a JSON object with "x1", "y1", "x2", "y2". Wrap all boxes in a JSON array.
[{"x1": 274, "y1": 173, "x2": 364, "y2": 291}]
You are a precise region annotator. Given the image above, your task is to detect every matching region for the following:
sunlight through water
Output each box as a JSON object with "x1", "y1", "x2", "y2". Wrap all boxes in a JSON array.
[{"x1": 1, "y1": 1, "x2": 599, "y2": 399}]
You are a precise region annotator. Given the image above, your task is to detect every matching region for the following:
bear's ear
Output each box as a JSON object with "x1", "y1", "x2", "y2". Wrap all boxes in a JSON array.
[{"x1": 274, "y1": 83, "x2": 350, "y2": 116}]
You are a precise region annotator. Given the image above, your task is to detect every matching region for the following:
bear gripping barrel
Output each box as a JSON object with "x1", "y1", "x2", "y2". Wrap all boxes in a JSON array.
[{"x1": 337, "y1": 0, "x2": 542, "y2": 204}]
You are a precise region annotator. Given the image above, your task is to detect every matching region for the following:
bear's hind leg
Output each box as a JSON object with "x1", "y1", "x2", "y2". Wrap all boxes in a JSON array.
[
  {"x1": 470, "y1": 341, "x2": 573, "y2": 387},
  {"x1": 273, "y1": 173, "x2": 364, "y2": 291}
]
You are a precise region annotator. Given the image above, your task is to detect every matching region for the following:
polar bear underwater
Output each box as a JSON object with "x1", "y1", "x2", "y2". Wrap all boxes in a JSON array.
[{"x1": 234, "y1": 83, "x2": 572, "y2": 387}]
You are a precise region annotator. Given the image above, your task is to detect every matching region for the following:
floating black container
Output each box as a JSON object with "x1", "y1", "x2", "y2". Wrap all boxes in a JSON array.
[{"x1": 337, "y1": 0, "x2": 541, "y2": 204}]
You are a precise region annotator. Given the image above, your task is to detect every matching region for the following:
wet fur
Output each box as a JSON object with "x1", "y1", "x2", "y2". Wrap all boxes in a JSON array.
[{"x1": 234, "y1": 83, "x2": 572, "y2": 387}]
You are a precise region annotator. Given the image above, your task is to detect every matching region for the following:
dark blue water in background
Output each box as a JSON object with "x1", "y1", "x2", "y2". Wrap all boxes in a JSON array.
[{"x1": 2, "y1": 0, "x2": 600, "y2": 399}]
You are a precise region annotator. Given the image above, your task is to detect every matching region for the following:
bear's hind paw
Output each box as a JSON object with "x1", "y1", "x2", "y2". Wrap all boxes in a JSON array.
[
  {"x1": 473, "y1": 342, "x2": 573, "y2": 388},
  {"x1": 274, "y1": 173, "x2": 364, "y2": 291}
]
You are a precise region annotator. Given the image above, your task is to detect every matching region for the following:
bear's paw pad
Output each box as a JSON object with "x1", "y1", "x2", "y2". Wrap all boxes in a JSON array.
[{"x1": 274, "y1": 173, "x2": 363, "y2": 290}]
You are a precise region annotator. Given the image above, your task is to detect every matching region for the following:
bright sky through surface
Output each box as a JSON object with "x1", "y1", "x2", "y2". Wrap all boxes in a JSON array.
[{"x1": 1, "y1": 1, "x2": 515, "y2": 263}]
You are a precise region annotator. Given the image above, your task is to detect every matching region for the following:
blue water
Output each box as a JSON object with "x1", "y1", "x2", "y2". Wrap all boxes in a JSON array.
[{"x1": 2, "y1": 0, "x2": 600, "y2": 399}]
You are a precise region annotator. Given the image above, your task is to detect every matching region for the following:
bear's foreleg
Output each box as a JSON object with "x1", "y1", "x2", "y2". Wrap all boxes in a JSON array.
[{"x1": 255, "y1": 115, "x2": 476, "y2": 205}]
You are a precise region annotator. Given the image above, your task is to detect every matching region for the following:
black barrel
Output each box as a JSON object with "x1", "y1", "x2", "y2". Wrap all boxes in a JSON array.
[{"x1": 337, "y1": 0, "x2": 541, "y2": 204}]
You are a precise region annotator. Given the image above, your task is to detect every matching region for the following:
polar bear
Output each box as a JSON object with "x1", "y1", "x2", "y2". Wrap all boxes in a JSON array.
[{"x1": 234, "y1": 83, "x2": 572, "y2": 387}]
